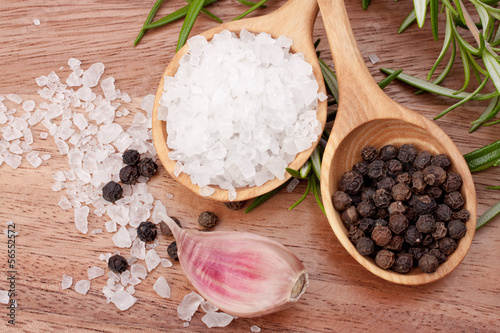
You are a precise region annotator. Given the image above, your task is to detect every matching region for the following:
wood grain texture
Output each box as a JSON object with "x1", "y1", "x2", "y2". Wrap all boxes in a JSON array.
[
  {"x1": 318, "y1": 0, "x2": 475, "y2": 285},
  {"x1": 0, "y1": 0, "x2": 498, "y2": 332},
  {"x1": 152, "y1": 0, "x2": 328, "y2": 202}
]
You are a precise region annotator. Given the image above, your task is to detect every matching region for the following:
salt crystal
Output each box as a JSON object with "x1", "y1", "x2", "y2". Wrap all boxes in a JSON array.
[
  {"x1": 74, "y1": 206, "x2": 89, "y2": 234},
  {"x1": 87, "y1": 266, "x2": 105, "y2": 280},
  {"x1": 286, "y1": 177, "x2": 301, "y2": 192},
  {"x1": 317, "y1": 92, "x2": 328, "y2": 102},
  {"x1": 177, "y1": 292, "x2": 204, "y2": 321},
  {"x1": 199, "y1": 186, "x2": 215, "y2": 197},
  {"x1": 33, "y1": 18, "x2": 41, "y2": 25},
  {"x1": 369, "y1": 54, "x2": 380, "y2": 64},
  {"x1": 68, "y1": 57, "x2": 82, "y2": 70},
  {"x1": 128, "y1": 228, "x2": 137, "y2": 242},
  {"x1": 0, "y1": 290, "x2": 9, "y2": 304},
  {"x1": 73, "y1": 113, "x2": 88, "y2": 131},
  {"x1": 97, "y1": 123, "x2": 123, "y2": 144},
  {"x1": 9, "y1": 143, "x2": 23, "y2": 155},
  {"x1": 22, "y1": 100, "x2": 35, "y2": 112},
  {"x1": 120, "y1": 270, "x2": 130, "y2": 286},
  {"x1": 113, "y1": 227, "x2": 132, "y2": 248},
  {"x1": 130, "y1": 238, "x2": 146, "y2": 260},
  {"x1": 166, "y1": 193, "x2": 174, "y2": 200},
  {"x1": 52, "y1": 181, "x2": 64, "y2": 192},
  {"x1": 101, "y1": 77, "x2": 117, "y2": 101},
  {"x1": 74, "y1": 280, "x2": 90, "y2": 294},
  {"x1": 201, "y1": 311, "x2": 234, "y2": 328},
  {"x1": 110, "y1": 290, "x2": 136, "y2": 311},
  {"x1": 108, "y1": 270, "x2": 120, "y2": 282},
  {"x1": 107, "y1": 205, "x2": 130, "y2": 226},
  {"x1": 4, "y1": 154, "x2": 22, "y2": 169},
  {"x1": 61, "y1": 274, "x2": 73, "y2": 289},
  {"x1": 130, "y1": 263, "x2": 147, "y2": 280},
  {"x1": 145, "y1": 249, "x2": 161, "y2": 272},
  {"x1": 250, "y1": 325, "x2": 261, "y2": 332},
  {"x1": 152, "y1": 200, "x2": 167, "y2": 224},
  {"x1": 53, "y1": 171, "x2": 66, "y2": 182},
  {"x1": 41, "y1": 154, "x2": 51, "y2": 160},
  {"x1": 121, "y1": 93, "x2": 131, "y2": 103},
  {"x1": 200, "y1": 301, "x2": 218, "y2": 313},
  {"x1": 153, "y1": 276, "x2": 171, "y2": 298},
  {"x1": 6, "y1": 94, "x2": 22, "y2": 104},
  {"x1": 125, "y1": 285, "x2": 135, "y2": 295},
  {"x1": 92, "y1": 229, "x2": 103, "y2": 234},
  {"x1": 160, "y1": 258, "x2": 173, "y2": 268},
  {"x1": 183, "y1": 322, "x2": 190, "y2": 328},
  {"x1": 105, "y1": 221, "x2": 117, "y2": 232},
  {"x1": 81, "y1": 62, "x2": 105, "y2": 88},
  {"x1": 76, "y1": 86, "x2": 96, "y2": 102},
  {"x1": 55, "y1": 138, "x2": 69, "y2": 155},
  {"x1": 58, "y1": 196, "x2": 72, "y2": 210}
]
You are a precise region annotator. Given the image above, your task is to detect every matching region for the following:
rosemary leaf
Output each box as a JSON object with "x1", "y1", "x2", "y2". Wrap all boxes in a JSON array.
[
  {"x1": 134, "y1": 0, "x2": 166, "y2": 46},
  {"x1": 430, "y1": 0, "x2": 439, "y2": 41},
  {"x1": 486, "y1": 185, "x2": 500, "y2": 189},
  {"x1": 485, "y1": 119, "x2": 500, "y2": 125},
  {"x1": 453, "y1": 41, "x2": 471, "y2": 95},
  {"x1": 469, "y1": 96, "x2": 500, "y2": 132},
  {"x1": 143, "y1": 0, "x2": 219, "y2": 30},
  {"x1": 286, "y1": 167, "x2": 303, "y2": 179},
  {"x1": 236, "y1": 0, "x2": 267, "y2": 8},
  {"x1": 377, "y1": 69, "x2": 403, "y2": 89},
  {"x1": 476, "y1": 200, "x2": 500, "y2": 229},
  {"x1": 311, "y1": 175, "x2": 325, "y2": 215},
  {"x1": 300, "y1": 161, "x2": 312, "y2": 178},
  {"x1": 244, "y1": 180, "x2": 290, "y2": 214},
  {"x1": 483, "y1": 51, "x2": 500, "y2": 94},
  {"x1": 177, "y1": 0, "x2": 205, "y2": 51},
  {"x1": 464, "y1": 139, "x2": 500, "y2": 172},
  {"x1": 398, "y1": 7, "x2": 417, "y2": 33},
  {"x1": 232, "y1": 0, "x2": 269, "y2": 21},
  {"x1": 427, "y1": 8, "x2": 453, "y2": 80},
  {"x1": 414, "y1": 0, "x2": 428, "y2": 28},
  {"x1": 185, "y1": 0, "x2": 222, "y2": 23},
  {"x1": 289, "y1": 180, "x2": 312, "y2": 211},
  {"x1": 311, "y1": 146, "x2": 322, "y2": 180},
  {"x1": 319, "y1": 58, "x2": 339, "y2": 102},
  {"x1": 362, "y1": 0, "x2": 371, "y2": 10}
]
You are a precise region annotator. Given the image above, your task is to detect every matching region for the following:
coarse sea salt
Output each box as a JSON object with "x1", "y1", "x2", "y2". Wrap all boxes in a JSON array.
[
  {"x1": 159, "y1": 29, "x2": 323, "y2": 200},
  {"x1": 61, "y1": 274, "x2": 73, "y2": 289},
  {"x1": 74, "y1": 280, "x2": 91, "y2": 295},
  {"x1": 201, "y1": 311, "x2": 234, "y2": 328},
  {"x1": 153, "y1": 276, "x2": 171, "y2": 298},
  {"x1": 177, "y1": 291, "x2": 204, "y2": 322}
]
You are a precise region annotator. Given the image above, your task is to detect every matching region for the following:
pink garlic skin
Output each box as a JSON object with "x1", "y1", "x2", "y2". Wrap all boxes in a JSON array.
[{"x1": 176, "y1": 228, "x2": 308, "y2": 318}]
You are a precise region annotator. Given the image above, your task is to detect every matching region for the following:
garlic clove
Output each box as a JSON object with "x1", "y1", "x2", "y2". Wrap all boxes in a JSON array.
[{"x1": 158, "y1": 213, "x2": 308, "y2": 318}]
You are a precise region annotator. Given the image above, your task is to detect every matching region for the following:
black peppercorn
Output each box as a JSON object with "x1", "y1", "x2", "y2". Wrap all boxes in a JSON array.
[
  {"x1": 423, "y1": 165, "x2": 447, "y2": 186},
  {"x1": 332, "y1": 191, "x2": 352, "y2": 211},
  {"x1": 385, "y1": 235, "x2": 404, "y2": 251},
  {"x1": 444, "y1": 191, "x2": 465, "y2": 210},
  {"x1": 426, "y1": 186, "x2": 443, "y2": 199},
  {"x1": 361, "y1": 187, "x2": 376, "y2": 202},
  {"x1": 341, "y1": 206, "x2": 359, "y2": 228},
  {"x1": 408, "y1": 247, "x2": 426, "y2": 262},
  {"x1": 371, "y1": 225, "x2": 392, "y2": 246},
  {"x1": 122, "y1": 149, "x2": 141, "y2": 166},
  {"x1": 358, "y1": 218, "x2": 375, "y2": 234},
  {"x1": 416, "y1": 214, "x2": 436, "y2": 233},
  {"x1": 224, "y1": 201, "x2": 245, "y2": 210},
  {"x1": 356, "y1": 237, "x2": 375, "y2": 256},
  {"x1": 388, "y1": 201, "x2": 406, "y2": 216},
  {"x1": 119, "y1": 165, "x2": 140, "y2": 185},
  {"x1": 448, "y1": 220, "x2": 467, "y2": 239},
  {"x1": 392, "y1": 253, "x2": 413, "y2": 274},
  {"x1": 379, "y1": 145, "x2": 398, "y2": 161},
  {"x1": 431, "y1": 154, "x2": 451, "y2": 169},
  {"x1": 374, "y1": 218, "x2": 388, "y2": 227},
  {"x1": 376, "y1": 208, "x2": 389, "y2": 219},
  {"x1": 452, "y1": 209, "x2": 470, "y2": 222},
  {"x1": 367, "y1": 159, "x2": 387, "y2": 180},
  {"x1": 340, "y1": 171, "x2": 364, "y2": 195},
  {"x1": 137, "y1": 221, "x2": 157, "y2": 242},
  {"x1": 386, "y1": 159, "x2": 403, "y2": 177},
  {"x1": 351, "y1": 195, "x2": 362, "y2": 206},
  {"x1": 397, "y1": 144, "x2": 418, "y2": 164},
  {"x1": 348, "y1": 226, "x2": 365, "y2": 244},
  {"x1": 198, "y1": 211, "x2": 218, "y2": 229},
  {"x1": 373, "y1": 189, "x2": 392, "y2": 208},
  {"x1": 108, "y1": 254, "x2": 129, "y2": 273},
  {"x1": 352, "y1": 161, "x2": 369, "y2": 176},
  {"x1": 391, "y1": 183, "x2": 412, "y2": 201},
  {"x1": 439, "y1": 237, "x2": 457, "y2": 255},
  {"x1": 396, "y1": 172, "x2": 412, "y2": 185},
  {"x1": 167, "y1": 241, "x2": 179, "y2": 261},
  {"x1": 414, "y1": 151, "x2": 432, "y2": 170},
  {"x1": 412, "y1": 195, "x2": 437, "y2": 215},
  {"x1": 434, "y1": 204, "x2": 453, "y2": 222},
  {"x1": 375, "y1": 249, "x2": 395, "y2": 269},
  {"x1": 419, "y1": 254, "x2": 439, "y2": 273},
  {"x1": 361, "y1": 145, "x2": 378, "y2": 162},
  {"x1": 431, "y1": 222, "x2": 448, "y2": 240},
  {"x1": 429, "y1": 249, "x2": 447, "y2": 264},
  {"x1": 411, "y1": 171, "x2": 426, "y2": 194},
  {"x1": 357, "y1": 200, "x2": 377, "y2": 218},
  {"x1": 405, "y1": 206, "x2": 418, "y2": 222},
  {"x1": 422, "y1": 234, "x2": 435, "y2": 247},
  {"x1": 102, "y1": 181, "x2": 123, "y2": 202},
  {"x1": 377, "y1": 177, "x2": 396, "y2": 191},
  {"x1": 159, "y1": 217, "x2": 182, "y2": 236},
  {"x1": 138, "y1": 157, "x2": 158, "y2": 178},
  {"x1": 405, "y1": 225, "x2": 423, "y2": 246},
  {"x1": 442, "y1": 172, "x2": 462, "y2": 193},
  {"x1": 388, "y1": 214, "x2": 409, "y2": 235}
]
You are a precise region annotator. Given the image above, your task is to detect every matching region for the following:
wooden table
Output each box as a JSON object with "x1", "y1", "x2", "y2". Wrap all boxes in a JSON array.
[{"x1": 1, "y1": 1, "x2": 499, "y2": 332}]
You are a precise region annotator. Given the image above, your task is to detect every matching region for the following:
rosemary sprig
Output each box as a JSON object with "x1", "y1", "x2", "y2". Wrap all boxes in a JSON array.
[
  {"x1": 232, "y1": 0, "x2": 270, "y2": 21},
  {"x1": 134, "y1": 0, "x2": 166, "y2": 46},
  {"x1": 177, "y1": 0, "x2": 205, "y2": 51}
]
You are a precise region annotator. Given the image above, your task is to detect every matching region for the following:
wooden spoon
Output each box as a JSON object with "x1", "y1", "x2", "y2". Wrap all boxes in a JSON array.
[
  {"x1": 318, "y1": 0, "x2": 476, "y2": 285},
  {"x1": 152, "y1": 0, "x2": 327, "y2": 202}
]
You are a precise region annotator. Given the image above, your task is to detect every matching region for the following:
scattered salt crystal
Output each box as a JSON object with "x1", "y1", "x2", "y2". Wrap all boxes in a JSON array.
[
  {"x1": 107, "y1": 205, "x2": 130, "y2": 226},
  {"x1": 183, "y1": 322, "x2": 190, "y2": 328},
  {"x1": 33, "y1": 18, "x2": 41, "y2": 25},
  {"x1": 369, "y1": 54, "x2": 380, "y2": 64},
  {"x1": 81, "y1": 62, "x2": 105, "y2": 88},
  {"x1": 130, "y1": 263, "x2": 148, "y2": 280},
  {"x1": 6, "y1": 94, "x2": 22, "y2": 104},
  {"x1": 286, "y1": 177, "x2": 301, "y2": 192},
  {"x1": 9, "y1": 143, "x2": 23, "y2": 155},
  {"x1": 41, "y1": 154, "x2": 51, "y2": 160},
  {"x1": 126, "y1": 285, "x2": 135, "y2": 295},
  {"x1": 160, "y1": 258, "x2": 173, "y2": 268},
  {"x1": 153, "y1": 276, "x2": 171, "y2": 298},
  {"x1": 317, "y1": 92, "x2": 328, "y2": 102},
  {"x1": 22, "y1": 100, "x2": 35, "y2": 112},
  {"x1": 68, "y1": 57, "x2": 82, "y2": 69},
  {"x1": 91, "y1": 229, "x2": 103, "y2": 234},
  {"x1": 74, "y1": 280, "x2": 91, "y2": 294},
  {"x1": 73, "y1": 113, "x2": 88, "y2": 131},
  {"x1": 152, "y1": 200, "x2": 167, "y2": 224},
  {"x1": 87, "y1": 266, "x2": 104, "y2": 280},
  {"x1": 101, "y1": 77, "x2": 117, "y2": 101},
  {"x1": 54, "y1": 138, "x2": 69, "y2": 155},
  {"x1": 0, "y1": 290, "x2": 9, "y2": 304},
  {"x1": 121, "y1": 93, "x2": 131, "y2": 103},
  {"x1": 128, "y1": 228, "x2": 137, "y2": 242},
  {"x1": 110, "y1": 290, "x2": 136, "y2": 311},
  {"x1": 201, "y1": 301, "x2": 218, "y2": 313},
  {"x1": 97, "y1": 123, "x2": 123, "y2": 144},
  {"x1": 145, "y1": 249, "x2": 161, "y2": 272},
  {"x1": 74, "y1": 206, "x2": 89, "y2": 234},
  {"x1": 105, "y1": 221, "x2": 117, "y2": 232},
  {"x1": 120, "y1": 270, "x2": 130, "y2": 286},
  {"x1": 76, "y1": 86, "x2": 96, "y2": 102},
  {"x1": 250, "y1": 325, "x2": 261, "y2": 332},
  {"x1": 53, "y1": 171, "x2": 66, "y2": 182},
  {"x1": 4, "y1": 154, "x2": 22, "y2": 169},
  {"x1": 61, "y1": 274, "x2": 73, "y2": 289},
  {"x1": 201, "y1": 311, "x2": 234, "y2": 328},
  {"x1": 177, "y1": 291, "x2": 204, "y2": 321},
  {"x1": 166, "y1": 193, "x2": 174, "y2": 200},
  {"x1": 199, "y1": 186, "x2": 215, "y2": 197},
  {"x1": 112, "y1": 227, "x2": 132, "y2": 248},
  {"x1": 52, "y1": 181, "x2": 64, "y2": 192},
  {"x1": 58, "y1": 196, "x2": 72, "y2": 210},
  {"x1": 108, "y1": 270, "x2": 120, "y2": 282}
]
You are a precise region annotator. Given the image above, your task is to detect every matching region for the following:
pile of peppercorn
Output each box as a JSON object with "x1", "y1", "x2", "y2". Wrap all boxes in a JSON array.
[
  {"x1": 332, "y1": 144, "x2": 469, "y2": 274},
  {"x1": 102, "y1": 149, "x2": 158, "y2": 202}
]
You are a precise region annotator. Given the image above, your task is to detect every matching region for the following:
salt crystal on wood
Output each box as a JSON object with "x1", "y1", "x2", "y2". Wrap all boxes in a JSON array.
[
  {"x1": 201, "y1": 311, "x2": 234, "y2": 328},
  {"x1": 74, "y1": 206, "x2": 89, "y2": 234},
  {"x1": 131, "y1": 263, "x2": 148, "y2": 280},
  {"x1": 81, "y1": 62, "x2": 105, "y2": 88},
  {"x1": 87, "y1": 266, "x2": 104, "y2": 280},
  {"x1": 101, "y1": 77, "x2": 117, "y2": 101},
  {"x1": 113, "y1": 226, "x2": 132, "y2": 248},
  {"x1": 22, "y1": 100, "x2": 35, "y2": 112},
  {"x1": 4, "y1": 154, "x2": 22, "y2": 169},
  {"x1": 74, "y1": 280, "x2": 90, "y2": 294},
  {"x1": 153, "y1": 276, "x2": 171, "y2": 298},
  {"x1": 160, "y1": 258, "x2": 173, "y2": 268},
  {"x1": 105, "y1": 221, "x2": 117, "y2": 232},
  {"x1": 61, "y1": 274, "x2": 73, "y2": 289},
  {"x1": 110, "y1": 290, "x2": 136, "y2": 311},
  {"x1": 250, "y1": 325, "x2": 262, "y2": 332},
  {"x1": 200, "y1": 301, "x2": 218, "y2": 313},
  {"x1": 0, "y1": 290, "x2": 8, "y2": 304},
  {"x1": 6, "y1": 94, "x2": 22, "y2": 104},
  {"x1": 145, "y1": 249, "x2": 161, "y2": 272},
  {"x1": 177, "y1": 292, "x2": 204, "y2": 321}
]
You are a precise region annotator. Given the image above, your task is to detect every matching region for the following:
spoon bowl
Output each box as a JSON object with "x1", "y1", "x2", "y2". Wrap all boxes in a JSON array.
[
  {"x1": 152, "y1": 0, "x2": 327, "y2": 202},
  {"x1": 318, "y1": 0, "x2": 476, "y2": 285}
]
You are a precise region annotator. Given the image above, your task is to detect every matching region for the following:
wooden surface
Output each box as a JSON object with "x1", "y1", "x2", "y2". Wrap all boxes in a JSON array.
[{"x1": 0, "y1": 0, "x2": 499, "y2": 332}]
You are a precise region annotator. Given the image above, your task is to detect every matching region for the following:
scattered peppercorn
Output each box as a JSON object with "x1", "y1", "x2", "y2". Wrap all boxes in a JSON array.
[
  {"x1": 396, "y1": 172, "x2": 412, "y2": 185},
  {"x1": 388, "y1": 214, "x2": 409, "y2": 235},
  {"x1": 439, "y1": 237, "x2": 457, "y2": 255},
  {"x1": 434, "y1": 204, "x2": 452, "y2": 222},
  {"x1": 411, "y1": 171, "x2": 426, "y2": 194},
  {"x1": 373, "y1": 189, "x2": 392, "y2": 208},
  {"x1": 442, "y1": 172, "x2": 462, "y2": 193},
  {"x1": 138, "y1": 157, "x2": 158, "y2": 178},
  {"x1": 137, "y1": 221, "x2": 157, "y2": 242},
  {"x1": 397, "y1": 144, "x2": 418, "y2": 164},
  {"x1": 159, "y1": 217, "x2": 182, "y2": 236},
  {"x1": 348, "y1": 226, "x2": 365, "y2": 244},
  {"x1": 371, "y1": 225, "x2": 392, "y2": 246},
  {"x1": 419, "y1": 254, "x2": 440, "y2": 273},
  {"x1": 416, "y1": 214, "x2": 436, "y2": 233},
  {"x1": 102, "y1": 181, "x2": 123, "y2": 202},
  {"x1": 333, "y1": 191, "x2": 352, "y2": 211},
  {"x1": 423, "y1": 165, "x2": 447, "y2": 186},
  {"x1": 341, "y1": 206, "x2": 359, "y2": 228},
  {"x1": 392, "y1": 253, "x2": 413, "y2": 274},
  {"x1": 361, "y1": 187, "x2": 376, "y2": 202},
  {"x1": 412, "y1": 195, "x2": 436, "y2": 215},
  {"x1": 388, "y1": 201, "x2": 406, "y2": 216},
  {"x1": 122, "y1": 149, "x2": 141, "y2": 166},
  {"x1": 431, "y1": 222, "x2": 447, "y2": 240},
  {"x1": 448, "y1": 220, "x2": 467, "y2": 239},
  {"x1": 405, "y1": 225, "x2": 422, "y2": 246},
  {"x1": 119, "y1": 165, "x2": 140, "y2": 185},
  {"x1": 429, "y1": 249, "x2": 447, "y2": 264},
  {"x1": 356, "y1": 237, "x2": 375, "y2": 256},
  {"x1": 377, "y1": 177, "x2": 396, "y2": 191},
  {"x1": 167, "y1": 241, "x2": 179, "y2": 261},
  {"x1": 385, "y1": 235, "x2": 404, "y2": 252},
  {"x1": 353, "y1": 161, "x2": 369, "y2": 176},
  {"x1": 357, "y1": 200, "x2": 377, "y2": 218},
  {"x1": 108, "y1": 254, "x2": 129, "y2": 273},
  {"x1": 452, "y1": 209, "x2": 470, "y2": 222},
  {"x1": 340, "y1": 171, "x2": 364, "y2": 195},
  {"x1": 358, "y1": 217, "x2": 375, "y2": 234},
  {"x1": 224, "y1": 201, "x2": 245, "y2": 210},
  {"x1": 375, "y1": 249, "x2": 395, "y2": 269},
  {"x1": 391, "y1": 183, "x2": 412, "y2": 201},
  {"x1": 361, "y1": 145, "x2": 378, "y2": 162},
  {"x1": 414, "y1": 151, "x2": 432, "y2": 170},
  {"x1": 379, "y1": 144, "x2": 398, "y2": 161},
  {"x1": 431, "y1": 154, "x2": 451, "y2": 169},
  {"x1": 198, "y1": 211, "x2": 218, "y2": 229},
  {"x1": 444, "y1": 191, "x2": 465, "y2": 210},
  {"x1": 426, "y1": 186, "x2": 443, "y2": 199}
]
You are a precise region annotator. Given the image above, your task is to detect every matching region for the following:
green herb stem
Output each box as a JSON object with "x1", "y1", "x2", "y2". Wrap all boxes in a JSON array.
[
  {"x1": 143, "y1": 0, "x2": 219, "y2": 30},
  {"x1": 236, "y1": 0, "x2": 267, "y2": 8},
  {"x1": 244, "y1": 180, "x2": 290, "y2": 213},
  {"x1": 319, "y1": 58, "x2": 339, "y2": 102},
  {"x1": 464, "y1": 139, "x2": 500, "y2": 172},
  {"x1": 177, "y1": 0, "x2": 205, "y2": 51},
  {"x1": 232, "y1": 0, "x2": 269, "y2": 21},
  {"x1": 486, "y1": 185, "x2": 500, "y2": 189},
  {"x1": 134, "y1": 0, "x2": 166, "y2": 46},
  {"x1": 476, "y1": 200, "x2": 500, "y2": 229}
]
